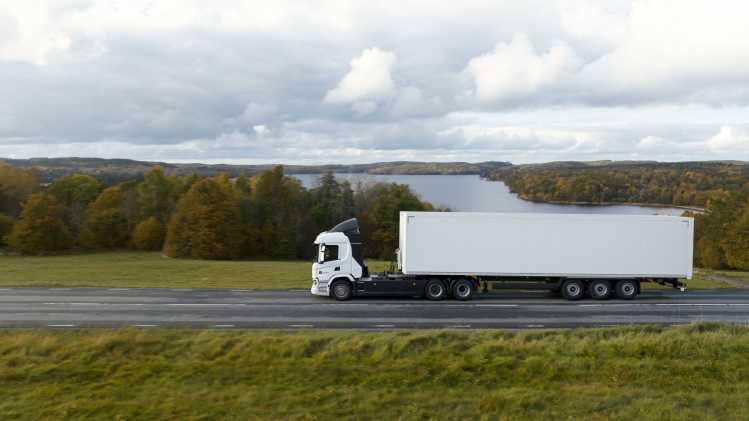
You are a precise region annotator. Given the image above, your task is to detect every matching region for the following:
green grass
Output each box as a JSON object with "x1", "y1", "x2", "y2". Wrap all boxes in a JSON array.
[
  {"x1": 0, "y1": 251, "x2": 390, "y2": 289},
  {"x1": 1, "y1": 324, "x2": 749, "y2": 420},
  {"x1": 641, "y1": 268, "x2": 744, "y2": 290}
]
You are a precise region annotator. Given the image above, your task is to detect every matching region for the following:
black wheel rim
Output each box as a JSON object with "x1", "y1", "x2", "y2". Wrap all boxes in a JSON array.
[
  {"x1": 566, "y1": 284, "x2": 581, "y2": 296},
  {"x1": 456, "y1": 284, "x2": 470, "y2": 298},
  {"x1": 621, "y1": 283, "x2": 635, "y2": 296},
  {"x1": 595, "y1": 284, "x2": 608, "y2": 296},
  {"x1": 429, "y1": 284, "x2": 443, "y2": 297},
  {"x1": 334, "y1": 284, "x2": 348, "y2": 298}
]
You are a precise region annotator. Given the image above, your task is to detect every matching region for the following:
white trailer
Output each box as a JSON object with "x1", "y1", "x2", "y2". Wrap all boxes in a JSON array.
[{"x1": 311, "y1": 212, "x2": 693, "y2": 301}]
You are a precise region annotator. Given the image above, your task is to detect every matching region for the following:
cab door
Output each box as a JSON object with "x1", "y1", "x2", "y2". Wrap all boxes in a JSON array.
[{"x1": 316, "y1": 243, "x2": 344, "y2": 283}]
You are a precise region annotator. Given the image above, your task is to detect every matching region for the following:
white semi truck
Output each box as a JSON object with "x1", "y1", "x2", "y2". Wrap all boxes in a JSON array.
[{"x1": 311, "y1": 212, "x2": 694, "y2": 301}]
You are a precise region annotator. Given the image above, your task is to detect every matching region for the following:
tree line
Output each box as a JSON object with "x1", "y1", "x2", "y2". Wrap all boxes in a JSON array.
[
  {"x1": 0, "y1": 164, "x2": 435, "y2": 260},
  {"x1": 488, "y1": 162, "x2": 748, "y2": 208}
]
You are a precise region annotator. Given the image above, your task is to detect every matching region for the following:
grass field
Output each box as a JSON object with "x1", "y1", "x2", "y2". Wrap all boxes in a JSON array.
[
  {"x1": 0, "y1": 251, "x2": 746, "y2": 290},
  {"x1": 0, "y1": 252, "x2": 390, "y2": 289},
  {"x1": 0, "y1": 324, "x2": 748, "y2": 420}
]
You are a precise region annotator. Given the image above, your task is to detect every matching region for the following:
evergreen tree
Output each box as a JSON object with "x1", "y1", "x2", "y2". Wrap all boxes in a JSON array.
[
  {"x1": 6, "y1": 194, "x2": 73, "y2": 255},
  {"x1": 138, "y1": 166, "x2": 177, "y2": 222},
  {"x1": 48, "y1": 174, "x2": 103, "y2": 234}
]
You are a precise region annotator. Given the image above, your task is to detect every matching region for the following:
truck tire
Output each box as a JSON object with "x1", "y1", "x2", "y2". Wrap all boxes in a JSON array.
[
  {"x1": 452, "y1": 279, "x2": 475, "y2": 301},
  {"x1": 589, "y1": 280, "x2": 612, "y2": 300},
  {"x1": 615, "y1": 280, "x2": 638, "y2": 300},
  {"x1": 331, "y1": 279, "x2": 353, "y2": 301},
  {"x1": 561, "y1": 280, "x2": 584, "y2": 301},
  {"x1": 425, "y1": 280, "x2": 447, "y2": 301}
]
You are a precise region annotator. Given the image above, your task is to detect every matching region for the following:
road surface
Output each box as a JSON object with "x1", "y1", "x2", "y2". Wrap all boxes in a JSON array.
[{"x1": 1, "y1": 288, "x2": 749, "y2": 329}]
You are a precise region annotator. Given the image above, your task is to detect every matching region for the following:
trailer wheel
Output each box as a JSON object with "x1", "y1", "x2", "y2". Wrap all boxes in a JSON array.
[
  {"x1": 589, "y1": 280, "x2": 612, "y2": 300},
  {"x1": 425, "y1": 280, "x2": 447, "y2": 301},
  {"x1": 331, "y1": 279, "x2": 353, "y2": 301},
  {"x1": 452, "y1": 279, "x2": 475, "y2": 301},
  {"x1": 615, "y1": 280, "x2": 638, "y2": 300},
  {"x1": 561, "y1": 280, "x2": 584, "y2": 301}
]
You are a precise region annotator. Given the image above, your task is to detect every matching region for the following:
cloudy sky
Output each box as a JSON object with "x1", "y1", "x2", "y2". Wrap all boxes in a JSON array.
[{"x1": 1, "y1": 0, "x2": 748, "y2": 164}]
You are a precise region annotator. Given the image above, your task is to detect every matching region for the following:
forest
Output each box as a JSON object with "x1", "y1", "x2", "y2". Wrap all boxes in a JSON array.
[
  {"x1": 2, "y1": 160, "x2": 749, "y2": 271},
  {"x1": 0, "y1": 164, "x2": 435, "y2": 261},
  {"x1": 488, "y1": 161, "x2": 748, "y2": 208},
  {"x1": 487, "y1": 162, "x2": 749, "y2": 270}
]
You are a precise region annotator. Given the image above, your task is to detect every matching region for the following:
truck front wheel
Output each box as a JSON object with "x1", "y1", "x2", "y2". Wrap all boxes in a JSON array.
[
  {"x1": 331, "y1": 280, "x2": 353, "y2": 301},
  {"x1": 425, "y1": 280, "x2": 447, "y2": 301},
  {"x1": 561, "y1": 280, "x2": 584, "y2": 301},
  {"x1": 615, "y1": 280, "x2": 638, "y2": 300},
  {"x1": 452, "y1": 279, "x2": 475, "y2": 301}
]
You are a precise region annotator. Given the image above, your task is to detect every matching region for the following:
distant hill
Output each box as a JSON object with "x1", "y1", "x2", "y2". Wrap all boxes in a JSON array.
[
  {"x1": 0, "y1": 157, "x2": 513, "y2": 183},
  {"x1": 3, "y1": 157, "x2": 746, "y2": 185}
]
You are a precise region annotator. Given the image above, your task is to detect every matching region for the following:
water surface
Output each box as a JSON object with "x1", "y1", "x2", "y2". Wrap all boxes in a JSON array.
[{"x1": 293, "y1": 173, "x2": 686, "y2": 216}]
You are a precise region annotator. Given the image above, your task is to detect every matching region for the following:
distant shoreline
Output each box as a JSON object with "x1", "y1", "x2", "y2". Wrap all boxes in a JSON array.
[{"x1": 519, "y1": 198, "x2": 704, "y2": 213}]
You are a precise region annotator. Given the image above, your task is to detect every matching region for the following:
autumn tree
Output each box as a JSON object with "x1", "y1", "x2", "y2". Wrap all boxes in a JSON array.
[
  {"x1": 48, "y1": 174, "x2": 103, "y2": 234},
  {"x1": 0, "y1": 164, "x2": 39, "y2": 216},
  {"x1": 723, "y1": 204, "x2": 749, "y2": 270},
  {"x1": 6, "y1": 194, "x2": 73, "y2": 255},
  {"x1": 163, "y1": 176, "x2": 243, "y2": 259},
  {"x1": 79, "y1": 187, "x2": 130, "y2": 249},
  {"x1": 0, "y1": 213, "x2": 13, "y2": 246},
  {"x1": 131, "y1": 216, "x2": 166, "y2": 250}
]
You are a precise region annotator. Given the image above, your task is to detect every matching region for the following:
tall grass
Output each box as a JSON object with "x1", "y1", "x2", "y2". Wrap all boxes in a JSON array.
[{"x1": 1, "y1": 324, "x2": 748, "y2": 419}]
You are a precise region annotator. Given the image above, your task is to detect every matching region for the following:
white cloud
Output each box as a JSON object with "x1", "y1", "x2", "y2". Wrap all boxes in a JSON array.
[
  {"x1": 464, "y1": 34, "x2": 582, "y2": 103},
  {"x1": 324, "y1": 47, "x2": 396, "y2": 104},
  {"x1": 707, "y1": 126, "x2": 749, "y2": 151},
  {"x1": 578, "y1": 0, "x2": 749, "y2": 104}
]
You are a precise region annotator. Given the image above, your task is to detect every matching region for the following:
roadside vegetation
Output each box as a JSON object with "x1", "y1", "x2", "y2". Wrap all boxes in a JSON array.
[
  {"x1": 1, "y1": 324, "x2": 749, "y2": 420},
  {"x1": 0, "y1": 251, "x2": 740, "y2": 290},
  {"x1": 0, "y1": 252, "x2": 390, "y2": 289}
]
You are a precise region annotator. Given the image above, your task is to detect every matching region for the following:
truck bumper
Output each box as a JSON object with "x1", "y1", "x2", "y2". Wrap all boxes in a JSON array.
[{"x1": 310, "y1": 279, "x2": 329, "y2": 296}]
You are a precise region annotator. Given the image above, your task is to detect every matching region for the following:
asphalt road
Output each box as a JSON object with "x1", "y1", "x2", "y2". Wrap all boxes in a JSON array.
[{"x1": 1, "y1": 287, "x2": 749, "y2": 329}]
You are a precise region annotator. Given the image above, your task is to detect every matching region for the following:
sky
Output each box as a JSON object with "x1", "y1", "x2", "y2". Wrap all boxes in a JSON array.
[{"x1": 1, "y1": 0, "x2": 748, "y2": 165}]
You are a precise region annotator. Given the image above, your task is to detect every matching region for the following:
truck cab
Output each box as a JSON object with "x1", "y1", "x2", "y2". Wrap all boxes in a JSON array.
[{"x1": 311, "y1": 219, "x2": 365, "y2": 298}]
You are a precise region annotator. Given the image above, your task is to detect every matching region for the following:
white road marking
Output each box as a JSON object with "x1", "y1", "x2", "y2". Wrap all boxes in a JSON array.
[
  {"x1": 108, "y1": 288, "x2": 129, "y2": 291},
  {"x1": 447, "y1": 325, "x2": 472, "y2": 328},
  {"x1": 133, "y1": 324, "x2": 158, "y2": 327},
  {"x1": 0, "y1": 288, "x2": 11, "y2": 291},
  {"x1": 43, "y1": 302, "x2": 105, "y2": 306},
  {"x1": 289, "y1": 289, "x2": 308, "y2": 292},
  {"x1": 374, "y1": 324, "x2": 395, "y2": 328},
  {"x1": 231, "y1": 289, "x2": 253, "y2": 292},
  {"x1": 473, "y1": 304, "x2": 519, "y2": 307},
  {"x1": 288, "y1": 324, "x2": 314, "y2": 328},
  {"x1": 48, "y1": 324, "x2": 75, "y2": 327},
  {"x1": 526, "y1": 324, "x2": 545, "y2": 328},
  {"x1": 213, "y1": 324, "x2": 235, "y2": 328},
  {"x1": 49, "y1": 288, "x2": 71, "y2": 291}
]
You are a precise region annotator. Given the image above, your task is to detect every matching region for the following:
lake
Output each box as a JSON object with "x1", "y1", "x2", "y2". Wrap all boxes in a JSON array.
[{"x1": 293, "y1": 173, "x2": 686, "y2": 216}]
